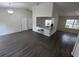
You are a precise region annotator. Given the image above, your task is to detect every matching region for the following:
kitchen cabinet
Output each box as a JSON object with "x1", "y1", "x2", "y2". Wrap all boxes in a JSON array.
[{"x1": 32, "y1": 2, "x2": 58, "y2": 37}]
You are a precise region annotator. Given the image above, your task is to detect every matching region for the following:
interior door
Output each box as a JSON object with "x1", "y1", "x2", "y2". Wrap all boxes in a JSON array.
[{"x1": 21, "y1": 17, "x2": 28, "y2": 31}]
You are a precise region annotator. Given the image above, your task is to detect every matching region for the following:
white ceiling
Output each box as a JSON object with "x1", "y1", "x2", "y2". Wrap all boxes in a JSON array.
[
  {"x1": 0, "y1": 2, "x2": 40, "y2": 10},
  {"x1": 55, "y1": 2, "x2": 79, "y2": 16},
  {"x1": 0, "y1": 2, "x2": 79, "y2": 16}
]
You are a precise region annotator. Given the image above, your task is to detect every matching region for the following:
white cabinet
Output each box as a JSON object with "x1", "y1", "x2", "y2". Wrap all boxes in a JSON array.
[
  {"x1": 44, "y1": 29, "x2": 50, "y2": 36},
  {"x1": 33, "y1": 3, "x2": 53, "y2": 17},
  {"x1": 35, "y1": 26, "x2": 51, "y2": 36},
  {"x1": 35, "y1": 27, "x2": 44, "y2": 34}
]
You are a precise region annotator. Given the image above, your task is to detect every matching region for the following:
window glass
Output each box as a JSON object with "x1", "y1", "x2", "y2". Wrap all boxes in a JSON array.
[
  {"x1": 65, "y1": 19, "x2": 74, "y2": 28},
  {"x1": 73, "y1": 20, "x2": 79, "y2": 29},
  {"x1": 65, "y1": 19, "x2": 79, "y2": 30},
  {"x1": 45, "y1": 20, "x2": 52, "y2": 26}
]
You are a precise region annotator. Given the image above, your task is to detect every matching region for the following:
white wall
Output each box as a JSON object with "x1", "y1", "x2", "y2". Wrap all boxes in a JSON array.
[
  {"x1": 0, "y1": 8, "x2": 32, "y2": 36},
  {"x1": 32, "y1": 2, "x2": 59, "y2": 36},
  {"x1": 50, "y1": 4, "x2": 59, "y2": 35},
  {"x1": 32, "y1": 2, "x2": 53, "y2": 17},
  {"x1": 32, "y1": 2, "x2": 54, "y2": 32},
  {"x1": 27, "y1": 11, "x2": 32, "y2": 29}
]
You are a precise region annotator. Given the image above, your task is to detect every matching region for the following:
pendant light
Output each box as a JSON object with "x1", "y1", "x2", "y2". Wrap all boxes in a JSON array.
[{"x1": 7, "y1": 3, "x2": 14, "y2": 14}]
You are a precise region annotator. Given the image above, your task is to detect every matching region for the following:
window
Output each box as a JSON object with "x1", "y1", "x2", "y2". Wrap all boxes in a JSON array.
[
  {"x1": 45, "y1": 20, "x2": 52, "y2": 26},
  {"x1": 65, "y1": 19, "x2": 79, "y2": 29}
]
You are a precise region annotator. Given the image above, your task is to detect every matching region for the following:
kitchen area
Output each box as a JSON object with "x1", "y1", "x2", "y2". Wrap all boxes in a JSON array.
[{"x1": 32, "y1": 2, "x2": 59, "y2": 37}]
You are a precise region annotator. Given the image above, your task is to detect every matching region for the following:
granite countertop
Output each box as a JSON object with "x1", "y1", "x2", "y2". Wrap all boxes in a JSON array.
[{"x1": 36, "y1": 26, "x2": 52, "y2": 30}]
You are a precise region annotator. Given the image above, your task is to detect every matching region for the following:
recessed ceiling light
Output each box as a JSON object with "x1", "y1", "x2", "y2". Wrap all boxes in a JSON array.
[{"x1": 8, "y1": 9, "x2": 14, "y2": 14}]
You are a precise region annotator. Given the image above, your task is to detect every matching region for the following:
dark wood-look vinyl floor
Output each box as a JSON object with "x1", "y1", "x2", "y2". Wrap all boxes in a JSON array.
[{"x1": 0, "y1": 30, "x2": 77, "y2": 57}]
